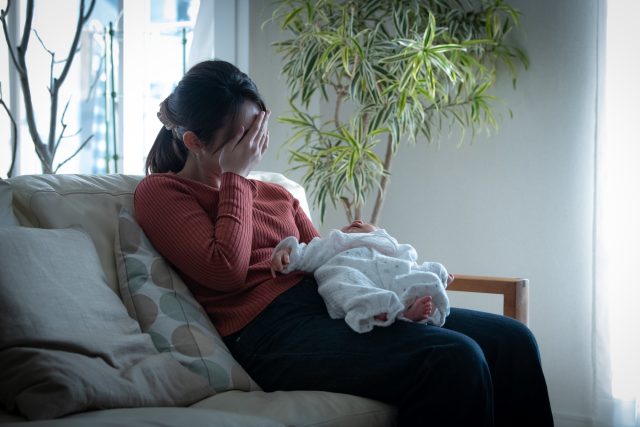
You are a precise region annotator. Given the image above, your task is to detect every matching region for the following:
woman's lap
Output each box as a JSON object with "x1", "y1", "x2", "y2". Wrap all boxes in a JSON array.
[{"x1": 224, "y1": 277, "x2": 552, "y2": 426}]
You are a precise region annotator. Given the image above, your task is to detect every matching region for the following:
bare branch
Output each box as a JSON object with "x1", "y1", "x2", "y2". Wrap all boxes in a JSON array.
[
  {"x1": 32, "y1": 28, "x2": 54, "y2": 56},
  {"x1": 33, "y1": 141, "x2": 52, "y2": 173},
  {"x1": 19, "y1": 0, "x2": 34, "y2": 52},
  {"x1": 83, "y1": 0, "x2": 97, "y2": 22},
  {"x1": 0, "y1": 83, "x2": 18, "y2": 177},
  {"x1": 60, "y1": 99, "x2": 71, "y2": 125},
  {"x1": 10, "y1": 0, "x2": 48, "y2": 167},
  {"x1": 54, "y1": 121, "x2": 69, "y2": 153},
  {"x1": 33, "y1": 29, "x2": 55, "y2": 93},
  {"x1": 2, "y1": 0, "x2": 101, "y2": 173},
  {"x1": 54, "y1": 99, "x2": 71, "y2": 153},
  {"x1": 35, "y1": 28, "x2": 82, "y2": 65},
  {"x1": 57, "y1": 0, "x2": 96, "y2": 88},
  {"x1": 54, "y1": 134, "x2": 93, "y2": 173},
  {"x1": 0, "y1": 0, "x2": 24, "y2": 74},
  {"x1": 60, "y1": 128, "x2": 83, "y2": 139},
  {"x1": 49, "y1": 0, "x2": 96, "y2": 157}
]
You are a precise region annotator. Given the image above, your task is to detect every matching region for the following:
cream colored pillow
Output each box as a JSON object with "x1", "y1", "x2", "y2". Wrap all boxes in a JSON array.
[
  {"x1": 0, "y1": 227, "x2": 213, "y2": 420},
  {"x1": 248, "y1": 171, "x2": 311, "y2": 218},
  {"x1": 115, "y1": 209, "x2": 260, "y2": 393}
]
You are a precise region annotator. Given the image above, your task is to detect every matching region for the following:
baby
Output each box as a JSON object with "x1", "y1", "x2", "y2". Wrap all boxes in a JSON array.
[{"x1": 271, "y1": 220, "x2": 453, "y2": 333}]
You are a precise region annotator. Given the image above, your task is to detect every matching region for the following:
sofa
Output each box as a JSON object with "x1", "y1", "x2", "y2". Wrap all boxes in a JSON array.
[{"x1": 0, "y1": 172, "x2": 528, "y2": 426}]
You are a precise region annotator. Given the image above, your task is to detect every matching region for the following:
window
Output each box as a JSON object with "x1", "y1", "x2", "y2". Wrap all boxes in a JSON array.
[
  {"x1": 0, "y1": 0, "x2": 199, "y2": 176},
  {"x1": 121, "y1": 0, "x2": 199, "y2": 174}
]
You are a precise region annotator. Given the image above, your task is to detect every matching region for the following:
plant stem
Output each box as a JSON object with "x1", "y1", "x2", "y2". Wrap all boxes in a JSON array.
[
  {"x1": 340, "y1": 196, "x2": 353, "y2": 223},
  {"x1": 334, "y1": 87, "x2": 345, "y2": 130},
  {"x1": 370, "y1": 133, "x2": 393, "y2": 225}
]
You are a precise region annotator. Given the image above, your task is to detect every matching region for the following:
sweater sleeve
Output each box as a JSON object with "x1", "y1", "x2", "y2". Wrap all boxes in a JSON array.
[
  {"x1": 293, "y1": 197, "x2": 320, "y2": 244},
  {"x1": 279, "y1": 235, "x2": 335, "y2": 273},
  {"x1": 134, "y1": 172, "x2": 255, "y2": 292}
]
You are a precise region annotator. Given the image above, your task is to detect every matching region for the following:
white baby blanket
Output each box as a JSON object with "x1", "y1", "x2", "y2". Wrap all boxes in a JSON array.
[{"x1": 275, "y1": 229, "x2": 450, "y2": 333}]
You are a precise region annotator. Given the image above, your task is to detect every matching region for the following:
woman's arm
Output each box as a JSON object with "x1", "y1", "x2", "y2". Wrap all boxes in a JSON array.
[
  {"x1": 134, "y1": 172, "x2": 255, "y2": 292},
  {"x1": 273, "y1": 236, "x2": 329, "y2": 274},
  {"x1": 293, "y1": 198, "x2": 320, "y2": 244}
]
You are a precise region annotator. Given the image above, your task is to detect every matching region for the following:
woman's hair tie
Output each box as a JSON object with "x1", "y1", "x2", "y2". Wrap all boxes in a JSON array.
[{"x1": 157, "y1": 99, "x2": 177, "y2": 131}]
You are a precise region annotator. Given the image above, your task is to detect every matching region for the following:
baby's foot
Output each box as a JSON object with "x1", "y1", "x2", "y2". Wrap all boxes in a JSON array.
[
  {"x1": 404, "y1": 296, "x2": 433, "y2": 321},
  {"x1": 374, "y1": 313, "x2": 388, "y2": 322},
  {"x1": 447, "y1": 274, "x2": 455, "y2": 285}
]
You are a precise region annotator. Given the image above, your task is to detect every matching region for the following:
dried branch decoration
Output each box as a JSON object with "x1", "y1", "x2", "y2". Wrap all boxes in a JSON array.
[{"x1": 1, "y1": 0, "x2": 97, "y2": 174}]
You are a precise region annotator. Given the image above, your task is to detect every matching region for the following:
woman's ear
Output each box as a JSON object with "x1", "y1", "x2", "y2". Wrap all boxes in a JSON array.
[{"x1": 182, "y1": 131, "x2": 204, "y2": 153}]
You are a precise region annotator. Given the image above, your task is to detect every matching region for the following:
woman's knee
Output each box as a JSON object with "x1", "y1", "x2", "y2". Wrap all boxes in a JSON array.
[
  {"x1": 413, "y1": 332, "x2": 491, "y2": 392},
  {"x1": 498, "y1": 317, "x2": 542, "y2": 361},
  {"x1": 407, "y1": 334, "x2": 493, "y2": 420},
  {"x1": 451, "y1": 334, "x2": 491, "y2": 377}
]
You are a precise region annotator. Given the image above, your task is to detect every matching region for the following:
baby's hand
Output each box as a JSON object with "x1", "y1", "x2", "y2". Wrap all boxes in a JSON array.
[
  {"x1": 447, "y1": 274, "x2": 455, "y2": 285},
  {"x1": 270, "y1": 247, "x2": 292, "y2": 278}
]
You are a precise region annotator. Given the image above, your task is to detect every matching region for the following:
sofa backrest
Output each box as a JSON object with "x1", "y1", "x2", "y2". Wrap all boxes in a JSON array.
[
  {"x1": 7, "y1": 174, "x2": 142, "y2": 292},
  {"x1": 3, "y1": 172, "x2": 311, "y2": 293}
]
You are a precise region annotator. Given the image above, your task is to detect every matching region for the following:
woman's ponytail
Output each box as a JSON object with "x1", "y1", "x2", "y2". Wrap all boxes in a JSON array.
[{"x1": 145, "y1": 127, "x2": 188, "y2": 174}]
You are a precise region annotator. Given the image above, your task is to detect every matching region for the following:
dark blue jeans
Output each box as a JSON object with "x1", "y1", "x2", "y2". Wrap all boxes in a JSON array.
[{"x1": 224, "y1": 277, "x2": 554, "y2": 427}]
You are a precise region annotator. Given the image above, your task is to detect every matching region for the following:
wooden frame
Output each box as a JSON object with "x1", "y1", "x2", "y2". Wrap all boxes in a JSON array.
[{"x1": 447, "y1": 275, "x2": 529, "y2": 325}]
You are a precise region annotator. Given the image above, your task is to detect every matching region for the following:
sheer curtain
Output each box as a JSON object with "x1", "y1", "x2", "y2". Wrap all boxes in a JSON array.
[{"x1": 594, "y1": 0, "x2": 640, "y2": 426}]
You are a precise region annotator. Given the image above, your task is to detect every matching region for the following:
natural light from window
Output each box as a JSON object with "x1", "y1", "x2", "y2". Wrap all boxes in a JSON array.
[
  {"x1": 0, "y1": 0, "x2": 199, "y2": 176},
  {"x1": 600, "y1": 0, "x2": 640, "y2": 423}
]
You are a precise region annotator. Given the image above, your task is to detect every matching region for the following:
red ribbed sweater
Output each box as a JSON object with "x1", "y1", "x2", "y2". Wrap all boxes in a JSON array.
[{"x1": 134, "y1": 172, "x2": 320, "y2": 336}]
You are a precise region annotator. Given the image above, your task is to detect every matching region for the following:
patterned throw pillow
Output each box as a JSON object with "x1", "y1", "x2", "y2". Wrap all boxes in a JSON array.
[{"x1": 114, "y1": 208, "x2": 260, "y2": 393}]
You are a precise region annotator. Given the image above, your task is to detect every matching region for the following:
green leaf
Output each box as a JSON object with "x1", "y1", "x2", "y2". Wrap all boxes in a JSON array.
[
  {"x1": 282, "y1": 6, "x2": 304, "y2": 29},
  {"x1": 269, "y1": 0, "x2": 528, "y2": 223},
  {"x1": 421, "y1": 12, "x2": 436, "y2": 51}
]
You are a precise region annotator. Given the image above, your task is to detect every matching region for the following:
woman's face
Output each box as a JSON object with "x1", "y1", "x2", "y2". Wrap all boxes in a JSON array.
[
  {"x1": 210, "y1": 101, "x2": 262, "y2": 154},
  {"x1": 201, "y1": 101, "x2": 263, "y2": 173}
]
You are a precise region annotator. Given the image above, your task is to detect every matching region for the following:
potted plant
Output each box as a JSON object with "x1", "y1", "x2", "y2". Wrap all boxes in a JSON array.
[{"x1": 269, "y1": 0, "x2": 528, "y2": 223}]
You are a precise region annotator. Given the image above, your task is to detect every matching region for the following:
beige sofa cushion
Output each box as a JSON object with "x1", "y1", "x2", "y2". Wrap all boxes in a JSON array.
[
  {"x1": 115, "y1": 208, "x2": 260, "y2": 393},
  {"x1": 193, "y1": 390, "x2": 396, "y2": 427},
  {"x1": 2, "y1": 173, "x2": 396, "y2": 426},
  {"x1": 0, "y1": 407, "x2": 285, "y2": 427},
  {"x1": 7, "y1": 172, "x2": 311, "y2": 293},
  {"x1": 8, "y1": 174, "x2": 141, "y2": 292},
  {"x1": 0, "y1": 227, "x2": 213, "y2": 420}
]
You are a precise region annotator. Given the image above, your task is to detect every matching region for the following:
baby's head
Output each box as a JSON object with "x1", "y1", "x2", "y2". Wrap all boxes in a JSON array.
[{"x1": 340, "y1": 220, "x2": 378, "y2": 234}]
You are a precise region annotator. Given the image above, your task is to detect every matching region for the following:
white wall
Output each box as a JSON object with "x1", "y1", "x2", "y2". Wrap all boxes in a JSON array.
[{"x1": 250, "y1": 1, "x2": 598, "y2": 425}]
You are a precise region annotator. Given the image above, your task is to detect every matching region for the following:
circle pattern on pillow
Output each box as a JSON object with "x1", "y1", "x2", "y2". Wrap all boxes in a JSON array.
[
  {"x1": 189, "y1": 359, "x2": 231, "y2": 391},
  {"x1": 132, "y1": 294, "x2": 159, "y2": 328},
  {"x1": 159, "y1": 293, "x2": 202, "y2": 322},
  {"x1": 115, "y1": 209, "x2": 261, "y2": 393},
  {"x1": 173, "y1": 325, "x2": 216, "y2": 357},
  {"x1": 151, "y1": 257, "x2": 174, "y2": 289}
]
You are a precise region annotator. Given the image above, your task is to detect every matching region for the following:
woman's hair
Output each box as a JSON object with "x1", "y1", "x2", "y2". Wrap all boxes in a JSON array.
[{"x1": 146, "y1": 60, "x2": 266, "y2": 174}]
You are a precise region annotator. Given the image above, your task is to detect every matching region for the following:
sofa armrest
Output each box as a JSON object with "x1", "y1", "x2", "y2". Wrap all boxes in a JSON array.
[{"x1": 447, "y1": 275, "x2": 529, "y2": 325}]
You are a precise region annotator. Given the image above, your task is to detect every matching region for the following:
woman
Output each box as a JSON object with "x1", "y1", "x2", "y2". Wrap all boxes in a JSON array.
[{"x1": 134, "y1": 60, "x2": 554, "y2": 427}]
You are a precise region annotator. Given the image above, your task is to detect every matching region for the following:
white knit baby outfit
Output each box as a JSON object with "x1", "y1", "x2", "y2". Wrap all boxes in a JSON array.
[{"x1": 274, "y1": 229, "x2": 450, "y2": 333}]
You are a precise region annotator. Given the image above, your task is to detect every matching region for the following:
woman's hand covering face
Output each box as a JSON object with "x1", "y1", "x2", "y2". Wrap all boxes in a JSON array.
[{"x1": 219, "y1": 107, "x2": 270, "y2": 177}]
